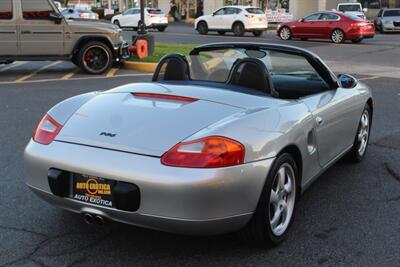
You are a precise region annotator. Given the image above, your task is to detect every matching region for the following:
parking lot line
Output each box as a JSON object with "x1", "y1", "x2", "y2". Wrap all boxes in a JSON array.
[
  {"x1": 0, "y1": 61, "x2": 28, "y2": 73},
  {"x1": 0, "y1": 73, "x2": 152, "y2": 85},
  {"x1": 359, "y1": 76, "x2": 381, "y2": 81},
  {"x1": 106, "y1": 68, "x2": 119, "y2": 77},
  {"x1": 61, "y1": 69, "x2": 78, "y2": 80},
  {"x1": 15, "y1": 61, "x2": 62, "y2": 83}
]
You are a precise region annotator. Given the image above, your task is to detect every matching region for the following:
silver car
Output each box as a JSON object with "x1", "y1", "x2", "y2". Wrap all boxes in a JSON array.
[
  {"x1": 375, "y1": 8, "x2": 400, "y2": 33},
  {"x1": 25, "y1": 43, "x2": 373, "y2": 245}
]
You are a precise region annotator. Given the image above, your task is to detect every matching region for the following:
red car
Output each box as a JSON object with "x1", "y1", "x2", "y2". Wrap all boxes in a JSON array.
[{"x1": 277, "y1": 11, "x2": 375, "y2": 43}]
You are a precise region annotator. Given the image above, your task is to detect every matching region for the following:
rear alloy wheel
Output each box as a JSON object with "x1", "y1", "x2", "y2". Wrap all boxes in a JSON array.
[
  {"x1": 218, "y1": 31, "x2": 225, "y2": 35},
  {"x1": 78, "y1": 41, "x2": 113, "y2": 74},
  {"x1": 197, "y1": 21, "x2": 208, "y2": 35},
  {"x1": 238, "y1": 153, "x2": 297, "y2": 245},
  {"x1": 331, "y1": 29, "x2": 345, "y2": 43},
  {"x1": 233, "y1": 22, "x2": 245, "y2": 36},
  {"x1": 253, "y1": 30, "x2": 263, "y2": 37},
  {"x1": 279, "y1": 27, "x2": 292, "y2": 40},
  {"x1": 113, "y1": 20, "x2": 121, "y2": 28},
  {"x1": 347, "y1": 104, "x2": 371, "y2": 162}
]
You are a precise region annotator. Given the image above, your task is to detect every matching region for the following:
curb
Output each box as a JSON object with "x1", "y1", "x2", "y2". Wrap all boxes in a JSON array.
[{"x1": 123, "y1": 61, "x2": 157, "y2": 73}]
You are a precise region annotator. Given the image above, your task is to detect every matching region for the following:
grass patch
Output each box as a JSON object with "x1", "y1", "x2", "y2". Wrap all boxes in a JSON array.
[{"x1": 129, "y1": 42, "x2": 195, "y2": 63}]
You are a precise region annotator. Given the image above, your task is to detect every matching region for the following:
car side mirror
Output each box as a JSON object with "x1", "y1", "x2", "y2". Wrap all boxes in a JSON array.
[
  {"x1": 338, "y1": 74, "x2": 357, "y2": 89},
  {"x1": 298, "y1": 18, "x2": 304, "y2": 22},
  {"x1": 363, "y1": 8, "x2": 368, "y2": 13},
  {"x1": 49, "y1": 12, "x2": 63, "y2": 24},
  {"x1": 212, "y1": 12, "x2": 216, "y2": 16}
]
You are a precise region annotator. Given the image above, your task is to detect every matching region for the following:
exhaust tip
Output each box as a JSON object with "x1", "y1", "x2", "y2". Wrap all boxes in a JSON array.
[
  {"x1": 94, "y1": 215, "x2": 104, "y2": 226},
  {"x1": 83, "y1": 213, "x2": 94, "y2": 224}
]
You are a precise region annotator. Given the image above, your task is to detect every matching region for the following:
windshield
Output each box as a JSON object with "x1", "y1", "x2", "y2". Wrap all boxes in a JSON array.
[
  {"x1": 344, "y1": 13, "x2": 364, "y2": 21},
  {"x1": 188, "y1": 48, "x2": 322, "y2": 83},
  {"x1": 338, "y1": 5, "x2": 362, "y2": 12},
  {"x1": 148, "y1": 8, "x2": 163, "y2": 14},
  {"x1": 246, "y1": 8, "x2": 264, "y2": 14},
  {"x1": 384, "y1": 10, "x2": 400, "y2": 17}
]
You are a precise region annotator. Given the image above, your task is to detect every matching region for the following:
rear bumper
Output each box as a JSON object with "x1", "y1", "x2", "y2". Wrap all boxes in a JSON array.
[
  {"x1": 147, "y1": 23, "x2": 168, "y2": 29},
  {"x1": 24, "y1": 140, "x2": 273, "y2": 235}
]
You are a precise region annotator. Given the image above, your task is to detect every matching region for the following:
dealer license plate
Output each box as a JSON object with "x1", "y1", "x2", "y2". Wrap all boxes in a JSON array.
[{"x1": 72, "y1": 174, "x2": 114, "y2": 208}]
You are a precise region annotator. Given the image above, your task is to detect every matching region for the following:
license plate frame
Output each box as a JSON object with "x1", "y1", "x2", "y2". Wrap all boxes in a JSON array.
[{"x1": 72, "y1": 174, "x2": 115, "y2": 208}]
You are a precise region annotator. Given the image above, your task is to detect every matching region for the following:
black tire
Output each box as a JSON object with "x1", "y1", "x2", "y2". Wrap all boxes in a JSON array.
[
  {"x1": 351, "y1": 38, "x2": 363, "y2": 43},
  {"x1": 346, "y1": 104, "x2": 372, "y2": 163},
  {"x1": 301, "y1": 38, "x2": 308, "y2": 41},
  {"x1": 331, "y1": 29, "x2": 345, "y2": 43},
  {"x1": 0, "y1": 60, "x2": 14, "y2": 65},
  {"x1": 279, "y1": 26, "x2": 292, "y2": 40},
  {"x1": 71, "y1": 55, "x2": 80, "y2": 67},
  {"x1": 218, "y1": 31, "x2": 225, "y2": 35},
  {"x1": 238, "y1": 153, "x2": 298, "y2": 246},
  {"x1": 252, "y1": 30, "x2": 263, "y2": 37},
  {"x1": 157, "y1": 27, "x2": 167, "y2": 32},
  {"x1": 113, "y1": 20, "x2": 121, "y2": 28},
  {"x1": 78, "y1": 41, "x2": 113, "y2": 75},
  {"x1": 379, "y1": 26, "x2": 385, "y2": 34},
  {"x1": 197, "y1": 21, "x2": 208, "y2": 35},
  {"x1": 233, "y1": 22, "x2": 245, "y2": 36}
]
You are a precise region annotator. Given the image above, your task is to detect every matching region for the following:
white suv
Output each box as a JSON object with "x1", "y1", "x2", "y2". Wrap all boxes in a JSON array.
[
  {"x1": 112, "y1": 8, "x2": 168, "y2": 32},
  {"x1": 195, "y1": 6, "x2": 268, "y2": 37}
]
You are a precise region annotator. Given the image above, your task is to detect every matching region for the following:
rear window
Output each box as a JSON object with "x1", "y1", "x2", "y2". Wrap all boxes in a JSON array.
[
  {"x1": 344, "y1": 13, "x2": 364, "y2": 21},
  {"x1": 384, "y1": 10, "x2": 400, "y2": 17},
  {"x1": 0, "y1": 0, "x2": 13, "y2": 20},
  {"x1": 148, "y1": 9, "x2": 163, "y2": 15},
  {"x1": 246, "y1": 8, "x2": 264, "y2": 14},
  {"x1": 338, "y1": 5, "x2": 362, "y2": 12}
]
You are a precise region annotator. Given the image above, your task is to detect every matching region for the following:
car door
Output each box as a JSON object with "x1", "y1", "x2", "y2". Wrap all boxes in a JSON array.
[
  {"x1": 318, "y1": 13, "x2": 341, "y2": 38},
  {"x1": 222, "y1": 7, "x2": 239, "y2": 29},
  {"x1": 208, "y1": 8, "x2": 226, "y2": 29},
  {"x1": 301, "y1": 85, "x2": 363, "y2": 167},
  {"x1": 0, "y1": 0, "x2": 18, "y2": 56},
  {"x1": 19, "y1": 0, "x2": 65, "y2": 55},
  {"x1": 120, "y1": 8, "x2": 137, "y2": 27},
  {"x1": 295, "y1": 13, "x2": 322, "y2": 37}
]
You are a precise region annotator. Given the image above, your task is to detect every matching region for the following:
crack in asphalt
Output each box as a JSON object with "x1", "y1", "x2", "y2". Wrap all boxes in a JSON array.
[
  {"x1": 371, "y1": 142, "x2": 400, "y2": 151},
  {"x1": 387, "y1": 195, "x2": 400, "y2": 202},
  {"x1": 384, "y1": 162, "x2": 400, "y2": 184},
  {"x1": 0, "y1": 229, "x2": 115, "y2": 267},
  {"x1": 0, "y1": 225, "x2": 47, "y2": 238}
]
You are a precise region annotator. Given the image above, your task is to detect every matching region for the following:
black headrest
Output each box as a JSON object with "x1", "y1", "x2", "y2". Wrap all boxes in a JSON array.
[
  {"x1": 152, "y1": 54, "x2": 190, "y2": 81},
  {"x1": 227, "y1": 58, "x2": 275, "y2": 95}
]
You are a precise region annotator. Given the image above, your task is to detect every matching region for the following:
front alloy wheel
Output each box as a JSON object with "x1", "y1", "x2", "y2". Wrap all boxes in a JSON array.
[
  {"x1": 238, "y1": 153, "x2": 297, "y2": 245},
  {"x1": 331, "y1": 29, "x2": 345, "y2": 43},
  {"x1": 279, "y1": 27, "x2": 292, "y2": 40},
  {"x1": 78, "y1": 41, "x2": 112, "y2": 74}
]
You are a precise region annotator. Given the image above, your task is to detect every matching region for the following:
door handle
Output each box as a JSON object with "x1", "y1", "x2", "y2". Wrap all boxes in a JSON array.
[
  {"x1": 21, "y1": 30, "x2": 31, "y2": 34},
  {"x1": 316, "y1": 116, "x2": 324, "y2": 126}
]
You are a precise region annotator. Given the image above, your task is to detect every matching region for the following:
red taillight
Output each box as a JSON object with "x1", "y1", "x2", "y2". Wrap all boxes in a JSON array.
[
  {"x1": 132, "y1": 93, "x2": 198, "y2": 103},
  {"x1": 161, "y1": 136, "x2": 245, "y2": 168},
  {"x1": 33, "y1": 114, "x2": 62, "y2": 145}
]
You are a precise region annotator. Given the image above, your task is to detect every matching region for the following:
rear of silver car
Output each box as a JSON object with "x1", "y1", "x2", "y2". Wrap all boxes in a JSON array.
[{"x1": 24, "y1": 90, "x2": 273, "y2": 234}]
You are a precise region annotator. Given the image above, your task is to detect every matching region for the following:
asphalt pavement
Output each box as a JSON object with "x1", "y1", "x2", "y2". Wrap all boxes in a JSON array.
[{"x1": 0, "y1": 23, "x2": 399, "y2": 267}]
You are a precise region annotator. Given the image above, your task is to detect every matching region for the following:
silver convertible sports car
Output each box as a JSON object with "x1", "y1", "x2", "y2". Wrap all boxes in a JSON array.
[{"x1": 25, "y1": 43, "x2": 373, "y2": 245}]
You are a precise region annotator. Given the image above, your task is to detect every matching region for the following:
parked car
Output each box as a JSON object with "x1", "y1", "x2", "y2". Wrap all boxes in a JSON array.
[
  {"x1": 111, "y1": 8, "x2": 168, "y2": 32},
  {"x1": 277, "y1": 11, "x2": 375, "y2": 43},
  {"x1": 25, "y1": 42, "x2": 373, "y2": 245},
  {"x1": 375, "y1": 8, "x2": 400, "y2": 33},
  {"x1": 0, "y1": 0, "x2": 129, "y2": 74},
  {"x1": 195, "y1": 6, "x2": 268, "y2": 36},
  {"x1": 337, "y1": 2, "x2": 367, "y2": 20},
  {"x1": 61, "y1": 7, "x2": 99, "y2": 20}
]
